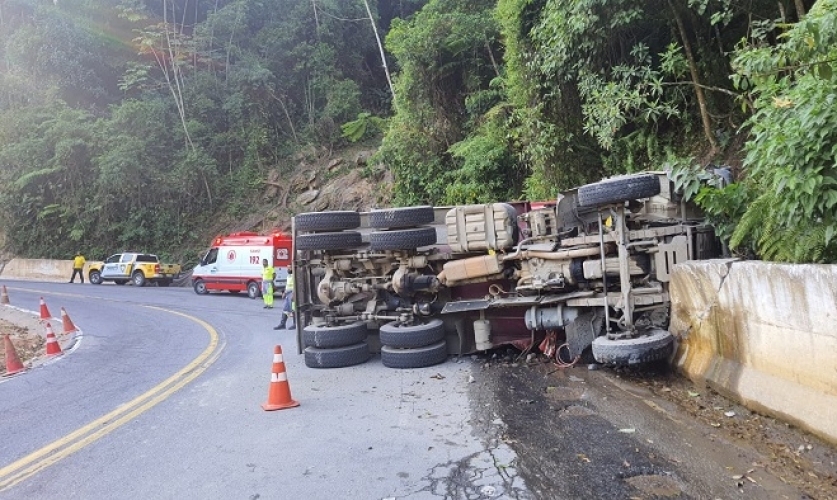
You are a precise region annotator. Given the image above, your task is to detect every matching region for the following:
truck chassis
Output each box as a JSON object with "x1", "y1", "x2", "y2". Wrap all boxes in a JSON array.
[{"x1": 290, "y1": 172, "x2": 720, "y2": 369}]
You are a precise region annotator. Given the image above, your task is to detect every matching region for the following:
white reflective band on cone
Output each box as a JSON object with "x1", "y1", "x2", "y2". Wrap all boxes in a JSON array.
[
  {"x1": 273, "y1": 354, "x2": 283, "y2": 363},
  {"x1": 271, "y1": 372, "x2": 288, "y2": 382}
]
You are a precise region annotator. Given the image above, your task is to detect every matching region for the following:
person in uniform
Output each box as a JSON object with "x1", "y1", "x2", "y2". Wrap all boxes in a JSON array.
[
  {"x1": 274, "y1": 267, "x2": 294, "y2": 329},
  {"x1": 70, "y1": 252, "x2": 86, "y2": 283},
  {"x1": 261, "y1": 259, "x2": 275, "y2": 308}
]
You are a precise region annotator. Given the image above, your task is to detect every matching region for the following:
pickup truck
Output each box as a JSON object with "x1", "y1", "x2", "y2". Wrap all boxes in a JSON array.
[
  {"x1": 88, "y1": 253, "x2": 182, "y2": 287},
  {"x1": 290, "y1": 171, "x2": 722, "y2": 369}
]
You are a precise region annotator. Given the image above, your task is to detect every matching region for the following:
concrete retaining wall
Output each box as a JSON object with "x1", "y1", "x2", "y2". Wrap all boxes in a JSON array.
[
  {"x1": 670, "y1": 260, "x2": 837, "y2": 445},
  {"x1": 0, "y1": 259, "x2": 80, "y2": 282}
]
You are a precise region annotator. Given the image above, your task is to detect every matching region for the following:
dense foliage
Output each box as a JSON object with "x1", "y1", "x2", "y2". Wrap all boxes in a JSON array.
[
  {"x1": 0, "y1": 0, "x2": 416, "y2": 260},
  {"x1": 1, "y1": 0, "x2": 833, "y2": 263}
]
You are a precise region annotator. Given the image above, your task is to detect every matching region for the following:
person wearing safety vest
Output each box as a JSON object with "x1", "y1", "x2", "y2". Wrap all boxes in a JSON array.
[
  {"x1": 261, "y1": 259, "x2": 275, "y2": 308},
  {"x1": 70, "y1": 252, "x2": 86, "y2": 283},
  {"x1": 274, "y1": 267, "x2": 294, "y2": 330}
]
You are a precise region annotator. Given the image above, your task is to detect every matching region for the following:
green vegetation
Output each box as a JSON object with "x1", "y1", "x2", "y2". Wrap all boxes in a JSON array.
[{"x1": 1, "y1": 0, "x2": 833, "y2": 263}]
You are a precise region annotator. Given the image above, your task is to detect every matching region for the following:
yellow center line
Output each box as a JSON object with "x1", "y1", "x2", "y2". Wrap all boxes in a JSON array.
[{"x1": 0, "y1": 306, "x2": 222, "y2": 491}]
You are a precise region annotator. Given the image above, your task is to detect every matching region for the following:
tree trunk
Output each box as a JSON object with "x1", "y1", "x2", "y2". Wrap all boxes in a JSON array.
[
  {"x1": 794, "y1": 0, "x2": 806, "y2": 20},
  {"x1": 668, "y1": 0, "x2": 717, "y2": 154},
  {"x1": 362, "y1": 0, "x2": 396, "y2": 104}
]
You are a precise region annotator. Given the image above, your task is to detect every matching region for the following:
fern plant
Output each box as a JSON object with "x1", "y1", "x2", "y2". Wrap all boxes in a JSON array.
[{"x1": 728, "y1": 1, "x2": 837, "y2": 263}]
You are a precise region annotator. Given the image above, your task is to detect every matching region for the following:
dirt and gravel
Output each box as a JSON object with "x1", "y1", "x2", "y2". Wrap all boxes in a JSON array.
[
  {"x1": 470, "y1": 349, "x2": 837, "y2": 500},
  {"x1": 0, "y1": 304, "x2": 72, "y2": 376}
]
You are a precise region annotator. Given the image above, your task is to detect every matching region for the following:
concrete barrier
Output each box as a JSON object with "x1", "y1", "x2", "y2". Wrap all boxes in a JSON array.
[
  {"x1": 670, "y1": 260, "x2": 837, "y2": 445},
  {"x1": 0, "y1": 259, "x2": 81, "y2": 282}
]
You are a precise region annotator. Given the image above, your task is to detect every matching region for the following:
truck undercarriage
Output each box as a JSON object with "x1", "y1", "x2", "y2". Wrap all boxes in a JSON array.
[{"x1": 291, "y1": 172, "x2": 721, "y2": 369}]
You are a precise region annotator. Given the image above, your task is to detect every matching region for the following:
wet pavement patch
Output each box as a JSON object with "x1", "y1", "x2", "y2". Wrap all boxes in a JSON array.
[{"x1": 624, "y1": 474, "x2": 683, "y2": 498}]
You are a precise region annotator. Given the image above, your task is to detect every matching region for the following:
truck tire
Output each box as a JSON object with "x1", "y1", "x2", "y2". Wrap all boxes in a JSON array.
[
  {"x1": 303, "y1": 322, "x2": 368, "y2": 348},
  {"x1": 132, "y1": 271, "x2": 146, "y2": 287},
  {"x1": 247, "y1": 281, "x2": 260, "y2": 299},
  {"x1": 296, "y1": 231, "x2": 362, "y2": 251},
  {"x1": 193, "y1": 279, "x2": 208, "y2": 295},
  {"x1": 89, "y1": 270, "x2": 102, "y2": 285},
  {"x1": 577, "y1": 173, "x2": 661, "y2": 208},
  {"x1": 304, "y1": 343, "x2": 371, "y2": 369},
  {"x1": 370, "y1": 206, "x2": 434, "y2": 229},
  {"x1": 381, "y1": 341, "x2": 448, "y2": 369},
  {"x1": 379, "y1": 319, "x2": 445, "y2": 349},
  {"x1": 369, "y1": 227, "x2": 436, "y2": 251},
  {"x1": 591, "y1": 329, "x2": 674, "y2": 366},
  {"x1": 295, "y1": 211, "x2": 361, "y2": 232}
]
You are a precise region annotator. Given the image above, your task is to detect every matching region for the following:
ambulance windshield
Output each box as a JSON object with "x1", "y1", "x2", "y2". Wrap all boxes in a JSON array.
[{"x1": 203, "y1": 248, "x2": 218, "y2": 265}]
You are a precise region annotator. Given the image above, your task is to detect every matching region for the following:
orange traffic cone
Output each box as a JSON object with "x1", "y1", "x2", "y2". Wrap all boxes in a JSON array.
[
  {"x1": 44, "y1": 323, "x2": 63, "y2": 357},
  {"x1": 261, "y1": 345, "x2": 299, "y2": 411},
  {"x1": 3, "y1": 334, "x2": 26, "y2": 376},
  {"x1": 1, "y1": 285, "x2": 9, "y2": 305},
  {"x1": 61, "y1": 307, "x2": 78, "y2": 334},
  {"x1": 39, "y1": 297, "x2": 52, "y2": 320}
]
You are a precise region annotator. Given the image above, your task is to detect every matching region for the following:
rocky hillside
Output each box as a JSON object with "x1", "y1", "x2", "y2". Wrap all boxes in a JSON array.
[{"x1": 205, "y1": 145, "x2": 393, "y2": 240}]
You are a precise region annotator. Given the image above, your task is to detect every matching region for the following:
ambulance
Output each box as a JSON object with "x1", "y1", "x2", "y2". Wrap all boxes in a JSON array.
[{"x1": 192, "y1": 231, "x2": 292, "y2": 298}]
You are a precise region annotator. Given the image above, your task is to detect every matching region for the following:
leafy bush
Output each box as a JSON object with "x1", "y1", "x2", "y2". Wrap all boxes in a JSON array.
[{"x1": 728, "y1": 0, "x2": 837, "y2": 262}]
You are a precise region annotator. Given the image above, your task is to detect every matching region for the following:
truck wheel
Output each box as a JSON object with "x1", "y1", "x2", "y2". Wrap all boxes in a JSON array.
[
  {"x1": 591, "y1": 329, "x2": 674, "y2": 366},
  {"x1": 369, "y1": 227, "x2": 436, "y2": 251},
  {"x1": 193, "y1": 279, "x2": 208, "y2": 295},
  {"x1": 379, "y1": 319, "x2": 445, "y2": 349},
  {"x1": 247, "y1": 281, "x2": 260, "y2": 299},
  {"x1": 381, "y1": 341, "x2": 448, "y2": 369},
  {"x1": 132, "y1": 271, "x2": 146, "y2": 287},
  {"x1": 577, "y1": 173, "x2": 661, "y2": 208},
  {"x1": 370, "y1": 206, "x2": 434, "y2": 229},
  {"x1": 304, "y1": 343, "x2": 371, "y2": 369},
  {"x1": 303, "y1": 322, "x2": 368, "y2": 348},
  {"x1": 296, "y1": 231, "x2": 362, "y2": 251},
  {"x1": 114, "y1": 280, "x2": 128, "y2": 285},
  {"x1": 89, "y1": 271, "x2": 102, "y2": 285},
  {"x1": 295, "y1": 211, "x2": 361, "y2": 232}
]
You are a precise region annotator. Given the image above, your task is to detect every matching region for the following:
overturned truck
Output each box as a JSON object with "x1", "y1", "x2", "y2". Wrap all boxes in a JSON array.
[{"x1": 291, "y1": 171, "x2": 720, "y2": 369}]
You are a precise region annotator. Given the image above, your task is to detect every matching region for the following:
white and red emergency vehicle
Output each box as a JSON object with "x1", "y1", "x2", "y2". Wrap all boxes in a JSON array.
[{"x1": 192, "y1": 231, "x2": 292, "y2": 298}]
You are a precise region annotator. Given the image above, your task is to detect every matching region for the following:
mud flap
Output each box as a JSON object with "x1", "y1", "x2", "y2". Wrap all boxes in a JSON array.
[{"x1": 565, "y1": 312, "x2": 604, "y2": 359}]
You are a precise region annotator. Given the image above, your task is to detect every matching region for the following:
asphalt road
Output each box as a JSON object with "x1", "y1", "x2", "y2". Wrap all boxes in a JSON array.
[
  {"x1": 1, "y1": 281, "x2": 529, "y2": 499},
  {"x1": 0, "y1": 281, "x2": 834, "y2": 499}
]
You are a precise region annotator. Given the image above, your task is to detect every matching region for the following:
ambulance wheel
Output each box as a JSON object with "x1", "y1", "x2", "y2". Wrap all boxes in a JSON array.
[
  {"x1": 370, "y1": 206, "x2": 434, "y2": 229},
  {"x1": 304, "y1": 343, "x2": 371, "y2": 369},
  {"x1": 370, "y1": 227, "x2": 436, "y2": 251},
  {"x1": 247, "y1": 281, "x2": 260, "y2": 299},
  {"x1": 379, "y1": 319, "x2": 445, "y2": 349},
  {"x1": 303, "y1": 321, "x2": 368, "y2": 348},
  {"x1": 295, "y1": 211, "x2": 361, "y2": 232},
  {"x1": 577, "y1": 173, "x2": 661, "y2": 208},
  {"x1": 296, "y1": 231, "x2": 362, "y2": 251},
  {"x1": 193, "y1": 279, "x2": 208, "y2": 295},
  {"x1": 381, "y1": 341, "x2": 448, "y2": 369}
]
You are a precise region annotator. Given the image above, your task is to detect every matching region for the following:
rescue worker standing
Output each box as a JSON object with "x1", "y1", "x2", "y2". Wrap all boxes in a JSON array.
[
  {"x1": 69, "y1": 252, "x2": 86, "y2": 283},
  {"x1": 274, "y1": 267, "x2": 294, "y2": 330},
  {"x1": 261, "y1": 258, "x2": 275, "y2": 308}
]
